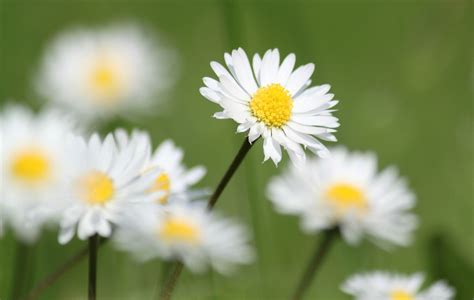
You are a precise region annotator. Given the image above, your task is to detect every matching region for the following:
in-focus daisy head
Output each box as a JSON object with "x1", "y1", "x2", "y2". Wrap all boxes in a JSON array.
[
  {"x1": 0, "y1": 104, "x2": 78, "y2": 243},
  {"x1": 37, "y1": 24, "x2": 175, "y2": 120},
  {"x1": 114, "y1": 202, "x2": 254, "y2": 274},
  {"x1": 58, "y1": 129, "x2": 159, "y2": 244},
  {"x1": 267, "y1": 146, "x2": 417, "y2": 248},
  {"x1": 341, "y1": 271, "x2": 455, "y2": 300},
  {"x1": 200, "y1": 48, "x2": 339, "y2": 165}
]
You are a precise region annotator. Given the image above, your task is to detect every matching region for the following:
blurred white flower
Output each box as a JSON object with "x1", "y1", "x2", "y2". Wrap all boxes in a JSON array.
[
  {"x1": 0, "y1": 104, "x2": 78, "y2": 243},
  {"x1": 114, "y1": 202, "x2": 254, "y2": 274},
  {"x1": 58, "y1": 130, "x2": 159, "y2": 244},
  {"x1": 200, "y1": 48, "x2": 339, "y2": 165},
  {"x1": 341, "y1": 271, "x2": 455, "y2": 300},
  {"x1": 114, "y1": 129, "x2": 206, "y2": 204},
  {"x1": 267, "y1": 147, "x2": 417, "y2": 248},
  {"x1": 37, "y1": 24, "x2": 175, "y2": 120},
  {"x1": 146, "y1": 139, "x2": 206, "y2": 204}
]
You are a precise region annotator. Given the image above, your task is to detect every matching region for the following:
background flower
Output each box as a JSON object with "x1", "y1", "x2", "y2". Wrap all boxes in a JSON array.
[{"x1": 36, "y1": 24, "x2": 176, "y2": 121}]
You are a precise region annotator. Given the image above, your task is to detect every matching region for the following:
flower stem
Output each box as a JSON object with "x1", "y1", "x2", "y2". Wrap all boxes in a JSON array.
[
  {"x1": 291, "y1": 228, "x2": 338, "y2": 300},
  {"x1": 24, "y1": 239, "x2": 107, "y2": 300},
  {"x1": 159, "y1": 138, "x2": 254, "y2": 300},
  {"x1": 207, "y1": 138, "x2": 254, "y2": 210},
  {"x1": 88, "y1": 235, "x2": 99, "y2": 300},
  {"x1": 10, "y1": 240, "x2": 30, "y2": 300}
]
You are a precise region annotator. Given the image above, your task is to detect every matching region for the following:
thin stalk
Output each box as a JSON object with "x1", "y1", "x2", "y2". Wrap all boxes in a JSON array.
[
  {"x1": 10, "y1": 241, "x2": 30, "y2": 300},
  {"x1": 159, "y1": 138, "x2": 254, "y2": 300},
  {"x1": 88, "y1": 235, "x2": 99, "y2": 300},
  {"x1": 207, "y1": 138, "x2": 254, "y2": 210},
  {"x1": 24, "y1": 239, "x2": 107, "y2": 300},
  {"x1": 291, "y1": 228, "x2": 338, "y2": 300},
  {"x1": 158, "y1": 262, "x2": 184, "y2": 300}
]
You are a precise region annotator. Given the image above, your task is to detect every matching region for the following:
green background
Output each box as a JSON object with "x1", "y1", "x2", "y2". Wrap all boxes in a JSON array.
[{"x1": 0, "y1": 0, "x2": 472, "y2": 299}]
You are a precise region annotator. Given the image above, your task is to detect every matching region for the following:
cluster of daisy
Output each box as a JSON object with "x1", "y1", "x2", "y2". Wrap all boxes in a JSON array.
[
  {"x1": 0, "y1": 20, "x2": 456, "y2": 298},
  {"x1": 0, "y1": 105, "x2": 253, "y2": 273}
]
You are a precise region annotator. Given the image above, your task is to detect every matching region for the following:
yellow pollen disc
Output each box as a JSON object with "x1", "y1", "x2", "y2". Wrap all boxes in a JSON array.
[
  {"x1": 89, "y1": 59, "x2": 121, "y2": 102},
  {"x1": 150, "y1": 173, "x2": 171, "y2": 204},
  {"x1": 11, "y1": 148, "x2": 51, "y2": 183},
  {"x1": 249, "y1": 84, "x2": 293, "y2": 128},
  {"x1": 325, "y1": 183, "x2": 367, "y2": 214},
  {"x1": 159, "y1": 218, "x2": 200, "y2": 244},
  {"x1": 79, "y1": 170, "x2": 114, "y2": 205},
  {"x1": 390, "y1": 290, "x2": 415, "y2": 300}
]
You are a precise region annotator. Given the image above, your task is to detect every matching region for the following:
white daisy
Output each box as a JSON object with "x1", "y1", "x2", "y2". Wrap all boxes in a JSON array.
[
  {"x1": 200, "y1": 48, "x2": 339, "y2": 165},
  {"x1": 267, "y1": 147, "x2": 417, "y2": 247},
  {"x1": 113, "y1": 201, "x2": 254, "y2": 274},
  {"x1": 58, "y1": 130, "x2": 159, "y2": 244},
  {"x1": 0, "y1": 104, "x2": 78, "y2": 243},
  {"x1": 146, "y1": 139, "x2": 206, "y2": 204},
  {"x1": 341, "y1": 271, "x2": 455, "y2": 300},
  {"x1": 37, "y1": 24, "x2": 174, "y2": 120},
  {"x1": 113, "y1": 129, "x2": 206, "y2": 204}
]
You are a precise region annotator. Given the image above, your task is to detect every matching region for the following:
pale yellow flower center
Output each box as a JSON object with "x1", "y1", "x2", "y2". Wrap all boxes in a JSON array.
[
  {"x1": 11, "y1": 147, "x2": 51, "y2": 184},
  {"x1": 390, "y1": 290, "x2": 414, "y2": 300},
  {"x1": 89, "y1": 59, "x2": 121, "y2": 102},
  {"x1": 159, "y1": 218, "x2": 200, "y2": 244},
  {"x1": 150, "y1": 173, "x2": 171, "y2": 204},
  {"x1": 79, "y1": 170, "x2": 115, "y2": 205},
  {"x1": 325, "y1": 183, "x2": 367, "y2": 214},
  {"x1": 249, "y1": 84, "x2": 293, "y2": 128}
]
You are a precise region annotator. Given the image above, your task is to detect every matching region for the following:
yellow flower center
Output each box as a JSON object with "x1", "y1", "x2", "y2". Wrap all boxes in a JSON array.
[
  {"x1": 249, "y1": 84, "x2": 293, "y2": 128},
  {"x1": 159, "y1": 218, "x2": 200, "y2": 244},
  {"x1": 89, "y1": 59, "x2": 121, "y2": 102},
  {"x1": 390, "y1": 290, "x2": 414, "y2": 300},
  {"x1": 11, "y1": 147, "x2": 51, "y2": 184},
  {"x1": 150, "y1": 173, "x2": 171, "y2": 204},
  {"x1": 325, "y1": 183, "x2": 367, "y2": 214},
  {"x1": 79, "y1": 170, "x2": 115, "y2": 205}
]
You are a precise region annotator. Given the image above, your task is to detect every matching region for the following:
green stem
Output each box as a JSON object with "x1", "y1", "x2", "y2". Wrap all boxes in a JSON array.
[
  {"x1": 88, "y1": 235, "x2": 99, "y2": 300},
  {"x1": 24, "y1": 239, "x2": 107, "y2": 300},
  {"x1": 291, "y1": 228, "x2": 338, "y2": 300},
  {"x1": 10, "y1": 240, "x2": 30, "y2": 300},
  {"x1": 159, "y1": 138, "x2": 254, "y2": 300}
]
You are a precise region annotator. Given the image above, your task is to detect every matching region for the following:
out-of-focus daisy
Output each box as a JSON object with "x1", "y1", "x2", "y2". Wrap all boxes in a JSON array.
[
  {"x1": 146, "y1": 140, "x2": 206, "y2": 204},
  {"x1": 114, "y1": 202, "x2": 254, "y2": 274},
  {"x1": 200, "y1": 48, "x2": 339, "y2": 165},
  {"x1": 341, "y1": 271, "x2": 455, "y2": 300},
  {"x1": 37, "y1": 24, "x2": 175, "y2": 120},
  {"x1": 0, "y1": 104, "x2": 78, "y2": 243},
  {"x1": 114, "y1": 129, "x2": 206, "y2": 204},
  {"x1": 267, "y1": 147, "x2": 417, "y2": 247},
  {"x1": 58, "y1": 130, "x2": 159, "y2": 244}
]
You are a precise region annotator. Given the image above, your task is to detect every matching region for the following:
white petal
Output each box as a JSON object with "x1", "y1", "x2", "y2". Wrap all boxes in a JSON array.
[
  {"x1": 285, "y1": 63, "x2": 315, "y2": 96},
  {"x1": 276, "y1": 53, "x2": 295, "y2": 86}
]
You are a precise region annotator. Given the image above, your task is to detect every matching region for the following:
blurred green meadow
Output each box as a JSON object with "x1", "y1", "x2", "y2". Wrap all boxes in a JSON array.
[{"x1": 0, "y1": 0, "x2": 472, "y2": 299}]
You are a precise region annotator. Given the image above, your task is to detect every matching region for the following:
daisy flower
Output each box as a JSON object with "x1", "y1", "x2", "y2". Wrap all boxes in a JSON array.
[
  {"x1": 146, "y1": 139, "x2": 206, "y2": 204},
  {"x1": 267, "y1": 147, "x2": 417, "y2": 247},
  {"x1": 200, "y1": 48, "x2": 339, "y2": 165},
  {"x1": 58, "y1": 130, "x2": 159, "y2": 244},
  {"x1": 114, "y1": 129, "x2": 206, "y2": 204},
  {"x1": 341, "y1": 271, "x2": 455, "y2": 300},
  {"x1": 0, "y1": 104, "x2": 78, "y2": 243},
  {"x1": 114, "y1": 202, "x2": 254, "y2": 274},
  {"x1": 36, "y1": 24, "x2": 175, "y2": 120}
]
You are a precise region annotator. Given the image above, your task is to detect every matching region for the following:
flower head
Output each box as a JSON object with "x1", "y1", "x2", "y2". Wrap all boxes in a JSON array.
[
  {"x1": 58, "y1": 130, "x2": 158, "y2": 244},
  {"x1": 0, "y1": 104, "x2": 78, "y2": 242},
  {"x1": 341, "y1": 271, "x2": 455, "y2": 300},
  {"x1": 267, "y1": 147, "x2": 417, "y2": 247},
  {"x1": 114, "y1": 202, "x2": 254, "y2": 274},
  {"x1": 37, "y1": 24, "x2": 175, "y2": 120},
  {"x1": 200, "y1": 48, "x2": 339, "y2": 165}
]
